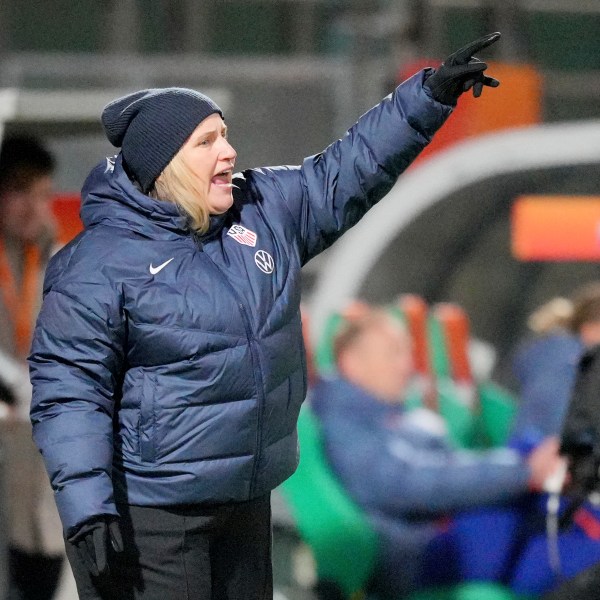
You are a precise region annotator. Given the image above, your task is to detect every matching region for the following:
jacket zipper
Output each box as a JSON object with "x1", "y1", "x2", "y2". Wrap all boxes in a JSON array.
[{"x1": 190, "y1": 235, "x2": 266, "y2": 498}]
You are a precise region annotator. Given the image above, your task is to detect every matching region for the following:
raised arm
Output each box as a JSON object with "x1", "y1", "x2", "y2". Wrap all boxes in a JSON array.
[
  {"x1": 248, "y1": 33, "x2": 501, "y2": 264},
  {"x1": 249, "y1": 69, "x2": 452, "y2": 264}
]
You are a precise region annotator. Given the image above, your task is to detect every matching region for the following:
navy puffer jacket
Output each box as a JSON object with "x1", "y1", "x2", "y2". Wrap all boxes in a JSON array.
[{"x1": 29, "y1": 71, "x2": 451, "y2": 536}]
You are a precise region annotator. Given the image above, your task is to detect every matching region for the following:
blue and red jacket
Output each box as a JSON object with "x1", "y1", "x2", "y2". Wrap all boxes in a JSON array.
[{"x1": 29, "y1": 71, "x2": 451, "y2": 536}]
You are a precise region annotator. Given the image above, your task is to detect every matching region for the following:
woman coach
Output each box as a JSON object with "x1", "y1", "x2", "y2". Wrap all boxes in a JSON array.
[{"x1": 28, "y1": 33, "x2": 500, "y2": 600}]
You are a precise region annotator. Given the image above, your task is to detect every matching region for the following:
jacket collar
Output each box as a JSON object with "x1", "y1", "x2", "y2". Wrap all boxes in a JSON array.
[{"x1": 80, "y1": 153, "x2": 227, "y2": 241}]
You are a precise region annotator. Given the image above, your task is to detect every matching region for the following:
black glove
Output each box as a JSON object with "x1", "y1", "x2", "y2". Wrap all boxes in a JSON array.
[
  {"x1": 424, "y1": 32, "x2": 501, "y2": 106},
  {"x1": 68, "y1": 517, "x2": 124, "y2": 577}
]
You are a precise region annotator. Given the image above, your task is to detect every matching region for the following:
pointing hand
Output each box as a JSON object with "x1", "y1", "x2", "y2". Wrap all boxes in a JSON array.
[{"x1": 424, "y1": 32, "x2": 501, "y2": 106}]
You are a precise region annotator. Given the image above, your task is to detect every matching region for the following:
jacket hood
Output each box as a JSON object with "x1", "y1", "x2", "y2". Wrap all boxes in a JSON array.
[{"x1": 80, "y1": 153, "x2": 227, "y2": 240}]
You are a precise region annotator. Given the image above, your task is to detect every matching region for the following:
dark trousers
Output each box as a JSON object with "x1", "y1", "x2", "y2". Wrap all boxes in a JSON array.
[
  {"x1": 6, "y1": 547, "x2": 64, "y2": 600},
  {"x1": 65, "y1": 495, "x2": 273, "y2": 600}
]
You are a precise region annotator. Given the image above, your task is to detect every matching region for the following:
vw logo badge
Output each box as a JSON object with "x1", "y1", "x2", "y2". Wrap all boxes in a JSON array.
[{"x1": 254, "y1": 250, "x2": 274, "y2": 274}]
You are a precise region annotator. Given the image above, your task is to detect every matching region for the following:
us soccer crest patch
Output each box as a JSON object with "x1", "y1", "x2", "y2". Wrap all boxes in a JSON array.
[{"x1": 227, "y1": 224, "x2": 257, "y2": 247}]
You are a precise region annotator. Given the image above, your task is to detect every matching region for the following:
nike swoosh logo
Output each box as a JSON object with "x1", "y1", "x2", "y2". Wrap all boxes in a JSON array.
[{"x1": 149, "y1": 257, "x2": 175, "y2": 275}]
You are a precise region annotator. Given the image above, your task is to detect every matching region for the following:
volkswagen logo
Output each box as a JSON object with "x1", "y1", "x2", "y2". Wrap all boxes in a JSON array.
[{"x1": 254, "y1": 250, "x2": 275, "y2": 274}]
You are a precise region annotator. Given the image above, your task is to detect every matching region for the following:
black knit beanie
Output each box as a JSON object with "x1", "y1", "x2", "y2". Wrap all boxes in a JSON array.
[{"x1": 101, "y1": 87, "x2": 222, "y2": 193}]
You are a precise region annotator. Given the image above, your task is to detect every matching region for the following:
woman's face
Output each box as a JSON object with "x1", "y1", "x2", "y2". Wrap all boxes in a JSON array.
[{"x1": 179, "y1": 113, "x2": 237, "y2": 215}]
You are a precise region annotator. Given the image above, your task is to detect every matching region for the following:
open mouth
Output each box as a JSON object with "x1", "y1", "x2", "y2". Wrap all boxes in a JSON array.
[{"x1": 211, "y1": 169, "x2": 233, "y2": 187}]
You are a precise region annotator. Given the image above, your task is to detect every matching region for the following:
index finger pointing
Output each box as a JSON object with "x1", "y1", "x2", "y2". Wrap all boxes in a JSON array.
[{"x1": 450, "y1": 32, "x2": 501, "y2": 65}]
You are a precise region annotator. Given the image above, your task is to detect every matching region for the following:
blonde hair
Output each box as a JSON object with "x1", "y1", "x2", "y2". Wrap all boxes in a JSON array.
[
  {"x1": 527, "y1": 297, "x2": 573, "y2": 335},
  {"x1": 149, "y1": 150, "x2": 210, "y2": 234}
]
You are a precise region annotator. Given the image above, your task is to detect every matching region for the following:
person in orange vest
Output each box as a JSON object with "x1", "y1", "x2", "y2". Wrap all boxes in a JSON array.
[{"x1": 0, "y1": 135, "x2": 65, "y2": 600}]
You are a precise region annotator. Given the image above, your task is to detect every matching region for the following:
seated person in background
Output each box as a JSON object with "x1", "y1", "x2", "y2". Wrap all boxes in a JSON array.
[
  {"x1": 310, "y1": 307, "x2": 561, "y2": 599},
  {"x1": 506, "y1": 283, "x2": 600, "y2": 597},
  {"x1": 445, "y1": 297, "x2": 581, "y2": 588},
  {"x1": 450, "y1": 284, "x2": 600, "y2": 596}
]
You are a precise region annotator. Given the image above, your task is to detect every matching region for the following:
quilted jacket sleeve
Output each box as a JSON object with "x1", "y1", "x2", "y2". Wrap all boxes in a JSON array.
[
  {"x1": 249, "y1": 69, "x2": 452, "y2": 265},
  {"x1": 29, "y1": 277, "x2": 125, "y2": 537}
]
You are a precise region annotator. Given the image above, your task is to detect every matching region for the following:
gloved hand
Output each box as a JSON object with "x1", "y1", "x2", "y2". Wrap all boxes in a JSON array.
[
  {"x1": 424, "y1": 32, "x2": 501, "y2": 106},
  {"x1": 68, "y1": 517, "x2": 124, "y2": 577}
]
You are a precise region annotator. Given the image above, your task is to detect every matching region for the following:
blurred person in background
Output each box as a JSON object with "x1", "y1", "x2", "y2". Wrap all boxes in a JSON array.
[
  {"x1": 508, "y1": 296, "x2": 583, "y2": 451},
  {"x1": 310, "y1": 307, "x2": 562, "y2": 599},
  {"x1": 444, "y1": 297, "x2": 581, "y2": 588},
  {"x1": 507, "y1": 285, "x2": 600, "y2": 452},
  {"x1": 506, "y1": 283, "x2": 600, "y2": 597},
  {"x1": 28, "y1": 34, "x2": 502, "y2": 600},
  {"x1": 448, "y1": 285, "x2": 600, "y2": 596},
  {"x1": 0, "y1": 135, "x2": 64, "y2": 600}
]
